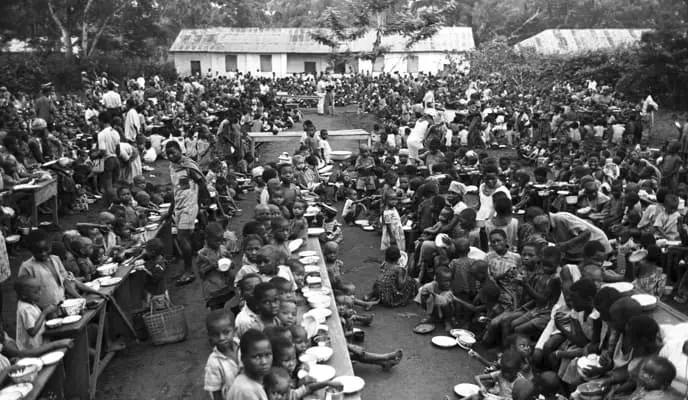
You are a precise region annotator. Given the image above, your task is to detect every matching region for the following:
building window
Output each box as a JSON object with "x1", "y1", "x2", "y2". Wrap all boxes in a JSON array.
[
  {"x1": 190, "y1": 60, "x2": 201, "y2": 76},
  {"x1": 225, "y1": 55, "x2": 237, "y2": 72},
  {"x1": 260, "y1": 55, "x2": 272, "y2": 72},
  {"x1": 304, "y1": 61, "x2": 316, "y2": 74},
  {"x1": 407, "y1": 55, "x2": 419, "y2": 73}
]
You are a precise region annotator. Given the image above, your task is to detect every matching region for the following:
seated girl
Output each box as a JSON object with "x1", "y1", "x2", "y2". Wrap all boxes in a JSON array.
[
  {"x1": 415, "y1": 265, "x2": 457, "y2": 331},
  {"x1": 510, "y1": 245, "x2": 561, "y2": 341},
  {"x1": 367, "y1": 246, "x2": 418, "y2": 308}
]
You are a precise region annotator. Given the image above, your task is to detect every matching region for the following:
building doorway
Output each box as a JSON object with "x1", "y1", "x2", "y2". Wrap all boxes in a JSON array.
[
  {"x1": 190, "y1": 60, "x2": 201, "y2": 76},
  {"x1": 260, "y1": 55, "x2": 273, "y2": 72}
]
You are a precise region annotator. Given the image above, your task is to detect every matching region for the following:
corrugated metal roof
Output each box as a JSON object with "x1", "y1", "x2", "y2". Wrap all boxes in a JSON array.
[
  {"x1": 169, "y1": 27, "x2": 474, "y2": 54},
  {"x1": 515, "y1": 29, "x2": 650, "y2": 55},
  {"x1": 346, "y1": 27, "x2": 474, "y2": 53}
]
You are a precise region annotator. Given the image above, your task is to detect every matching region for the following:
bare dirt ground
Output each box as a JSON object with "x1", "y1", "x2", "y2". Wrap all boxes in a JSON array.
[{"x1": 0, "y1": 107, "x2": 680, "y2": 400}]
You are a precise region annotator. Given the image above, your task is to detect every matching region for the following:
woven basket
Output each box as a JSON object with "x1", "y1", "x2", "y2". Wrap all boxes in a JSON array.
[{"x1": 142, "y1": 301, "x2": 187, "y2": 346}]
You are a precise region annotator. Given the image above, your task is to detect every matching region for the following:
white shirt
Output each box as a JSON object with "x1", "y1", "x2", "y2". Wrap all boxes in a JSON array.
[
  {"x1": 101, "y1": 90, "x2": 122, "y2": 109},
  {"x1": 642, "y1": 95, "x2": 658, "y2": 113},
  {"x1": 98, "y1": 126, "x2": 120, "y2": 156},
  {"x1": 408, "y1": 119, "x2": 429, "y2": 144}
]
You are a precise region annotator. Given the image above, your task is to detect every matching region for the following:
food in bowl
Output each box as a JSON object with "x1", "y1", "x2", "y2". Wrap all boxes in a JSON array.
[
  {"x1": 8, "y1": 364, "x2": 40, "y2": 384},
  {"x1": 61, "y1": 298, "x2": 86, "y2": 316},
  {"x1": 457, "y1": 334, "x2": 476, "y2": 349},
  {"x1": 307, "y1": 294, "x2": 331, "y2": 309},
  {"x1": 148, "y1": 215, "x2": 161, "y2": 223},
  {"x1": 329, "y1": 151, "x2": 352, "y2": 161},
  {"x1": 97, "y1": 263, "x2": 118, "y2": 276},
  {"x1": 306, "y1": 276, "x2": 322, "y2": 289}
]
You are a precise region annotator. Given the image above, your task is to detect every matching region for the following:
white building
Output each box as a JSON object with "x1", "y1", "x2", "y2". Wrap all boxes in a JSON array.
[
  {"x1": 515, "y1": 29, "x2": 650, "y2": 55},
  {"x1": 169, "y1": 27, "x2": 474, "y2": 77}
]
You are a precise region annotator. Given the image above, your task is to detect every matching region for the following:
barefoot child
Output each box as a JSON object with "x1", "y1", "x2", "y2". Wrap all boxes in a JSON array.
[
  {"x1": 415, "y1": 265, "x2": 458, "y2": 331},
  {"x1": 204, "y1": 310, "x2": 240, "y2": 400},
  {"x1": 336, "y1": 294, "x2": 404, "y2": 370}
]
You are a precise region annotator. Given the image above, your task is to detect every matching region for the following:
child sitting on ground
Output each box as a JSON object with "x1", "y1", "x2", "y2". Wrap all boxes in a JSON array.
[
  {"x1": 415, "y1": 265, "x2": 458, "y2": 331},
  {"x1": 323, "y1": 241, "x2": 376, "y2": 311},
  {"x1": 626, "y1": 355, "x2": 680, "y2": 400},
  {"x1": 367, "y1": 246, "x2": 418, "y2": 308},
  {"x1": 336, "y1": 294, "x2": 404, "y2": 370},
  {"x1": 470, "y1": 349, "x2": 525, "y2": 400},
  {"x1": 15, "y1": 277, "x2": 59, "y2": 351},
  {"x1": 197, "y1": 222, "x2": 234, "y2": 310},
  {"x1": 534, "y1": 371, "x2": 568, "y2": 400},
  {"x1": 204, "y1": 309, "x2": 239, "y2": 400},
  {"x1": 627, "y1": 244, "x2": 666, "y2": 298},
  {"x1": 511, "y1": 245, "x2": 562, "y2": 339}
]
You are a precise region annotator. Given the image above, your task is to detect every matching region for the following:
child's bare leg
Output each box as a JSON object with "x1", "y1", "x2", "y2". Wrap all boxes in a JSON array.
[
  {"x1": 353, "y1": 297, "x2": 378, "y2": 311},
  {"x1": 440, "y1": 303, "x2": 456, "y2": 331},
  {"x1": 348, "y1": 343, "x2": 403, "y2": 370}
]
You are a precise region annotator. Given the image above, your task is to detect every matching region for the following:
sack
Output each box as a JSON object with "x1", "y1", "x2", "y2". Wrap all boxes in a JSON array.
[{"x1": 142, "y1": 297, "x2": 187, "y2": 345}]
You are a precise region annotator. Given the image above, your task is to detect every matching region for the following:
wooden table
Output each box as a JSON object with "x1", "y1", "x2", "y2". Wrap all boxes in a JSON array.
[
  {"x1": 298, "y1": 238, "x2": 361, "y2": 400},
  {"x1": 248, "y1": 129, "x2": 371, "y2": 161},
  {"x1": 24, "y1": 362, "x2": 62, "y2": 400},
  {"x1": 11, "y1": 178, "x2": 59, "y2": 227},
  {"x1": 44, "y1": 260, "x2": 139, "y2": 400}
]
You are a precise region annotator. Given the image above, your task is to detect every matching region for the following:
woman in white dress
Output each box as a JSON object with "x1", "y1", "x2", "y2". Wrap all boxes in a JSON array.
[{"x1": 118, "y1": 142, "x2": 142, "y2": 184}]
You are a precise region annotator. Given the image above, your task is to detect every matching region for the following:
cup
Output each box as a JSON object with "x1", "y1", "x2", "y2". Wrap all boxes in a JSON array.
[{"x1": 325, "y1": 387, "x2": 344, "y2": 400}]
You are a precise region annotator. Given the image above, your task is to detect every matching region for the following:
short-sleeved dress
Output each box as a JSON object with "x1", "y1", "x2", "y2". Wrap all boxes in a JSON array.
[
  {"x1": 375, "y1": 259, "x2": 418, "y2": 307},
  {"x1": 381, "y1": 207, "x2": 405, "y2": 251},
  {"x1": 170, "y1": 158, "x2": 199, "y2": 230}
]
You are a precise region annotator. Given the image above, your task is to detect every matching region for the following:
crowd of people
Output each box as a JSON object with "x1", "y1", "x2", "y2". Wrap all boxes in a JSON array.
[{"x1": 1, "y1": 67, "x2": 688, "y2": 400}]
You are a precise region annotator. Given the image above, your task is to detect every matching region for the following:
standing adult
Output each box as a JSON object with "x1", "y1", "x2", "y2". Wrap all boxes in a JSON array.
[
  {"x1": 118, "y1": 141, "x2": 142, "y2": 185},
  {"x1": 101, "y1": 82, "x2": 122, "y2": 122},
  {"x1": 34, "y1": 87, "x2": 56, "y2": 127},
  {"x1": 96, "y1": 113, "x2": 121, "y2": 202},
  {"x1": 407, "y1": 113, "x2": 431, "y2": 160},
  {"x1": 324, "y1": 86, "x2": 335, "y2": 116},
  {"x1": 166, "y1": 141, "x2": 207, "y2": 286},
  {"x1": 123, "y1": 99, "x2": 140, "y2": 143}
]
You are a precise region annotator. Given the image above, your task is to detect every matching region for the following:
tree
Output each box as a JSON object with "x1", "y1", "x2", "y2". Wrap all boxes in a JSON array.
[{"x1": 310, "y1": 0, "x2": 443, "y2": 67}]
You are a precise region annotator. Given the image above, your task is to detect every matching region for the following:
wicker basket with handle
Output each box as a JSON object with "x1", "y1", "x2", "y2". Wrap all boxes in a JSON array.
[{"x1": 142, "y1": 297, "x2": 187, "y2": 346}]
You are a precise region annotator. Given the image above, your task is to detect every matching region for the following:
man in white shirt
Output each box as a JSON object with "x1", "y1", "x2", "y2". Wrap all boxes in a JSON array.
[
  {"x1": 97, "y1": 113, "x2": 121, "y2": 201},
  {"x1": 101, "y1": 82, "x2": 121, "y2": 121},
  {"x1": 123, "y1": 99, "x2": 140, "y2": 142}
]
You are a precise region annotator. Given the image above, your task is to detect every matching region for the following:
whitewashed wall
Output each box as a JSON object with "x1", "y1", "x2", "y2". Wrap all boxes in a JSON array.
[
  {"x1": 286, "y1": 54, "x2": 330, "y2": 74},
  {"x1": 173, "y1": 52, "x2": 465, "y2": 76},
  {"x1": 173, "y1": 53, "x2": 292, "y2": 77}
]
